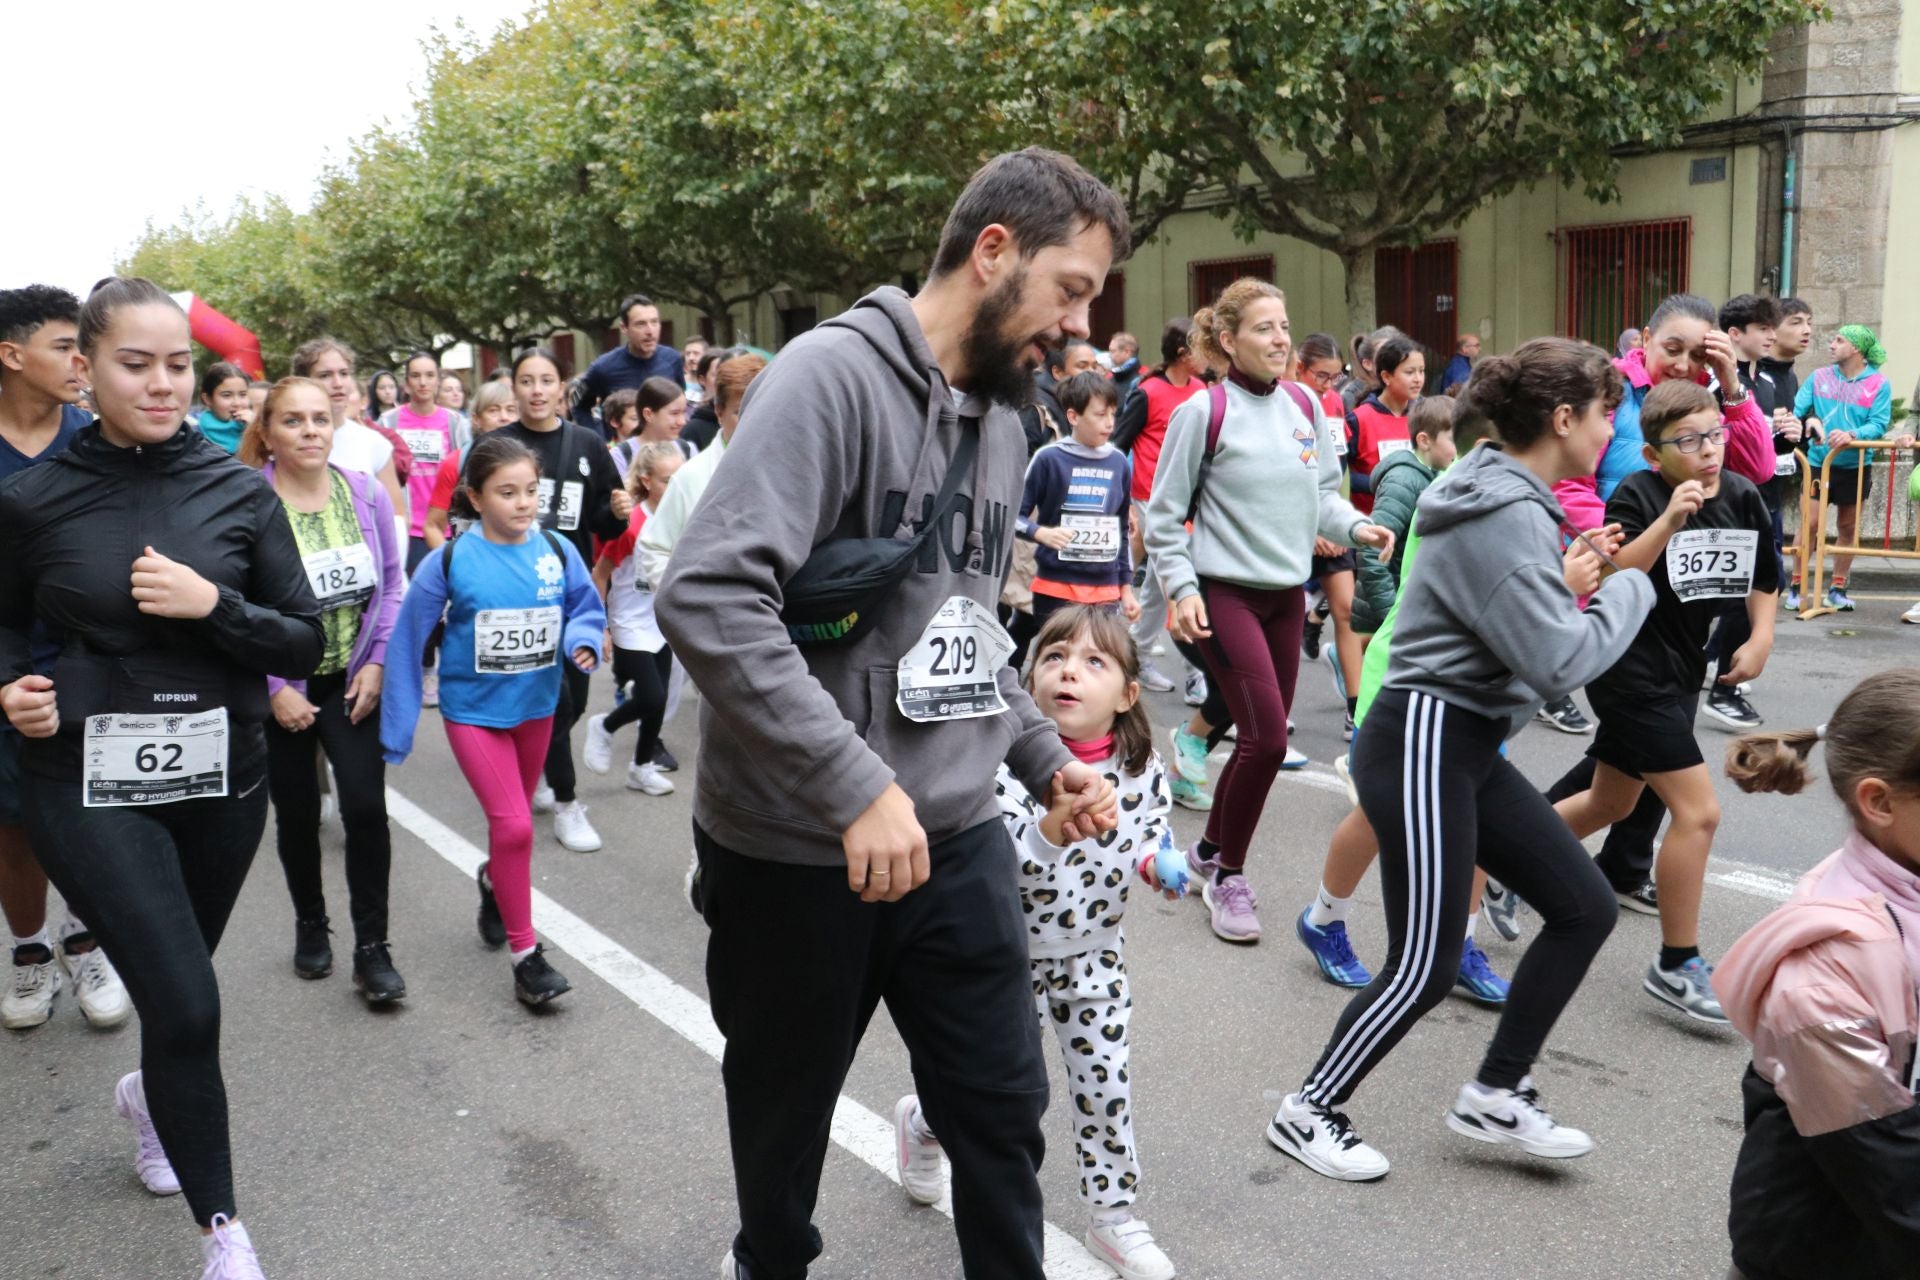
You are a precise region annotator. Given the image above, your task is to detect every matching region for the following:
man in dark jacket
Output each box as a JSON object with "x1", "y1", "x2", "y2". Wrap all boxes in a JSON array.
[
  {"x1": 573, "y1": 293, "x2": 684, "y2": 434},
  {"x1": 659, "y1": 149, "x2": 1126, "y2": 1280},
  {"x1": 1018, "y1": 337, "x2": 1098, "y2": 455}
]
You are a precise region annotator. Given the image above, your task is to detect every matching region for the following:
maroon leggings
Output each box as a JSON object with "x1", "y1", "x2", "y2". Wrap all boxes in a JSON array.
[{"x1": 1197, "y1": 578, "x2": 1305, "y2": 869}]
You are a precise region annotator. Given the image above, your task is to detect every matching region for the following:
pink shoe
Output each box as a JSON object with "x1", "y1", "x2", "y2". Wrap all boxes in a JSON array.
[
  {"x1": 1203, "y1": 874, "x2": 1262, "y2": 943},
  {"x1": 114, "y1": 1072, "x2": 182, "y2": 1196},
  {"x1": 201, "y1": 1214, "x2": 266, "y2": 1279}
]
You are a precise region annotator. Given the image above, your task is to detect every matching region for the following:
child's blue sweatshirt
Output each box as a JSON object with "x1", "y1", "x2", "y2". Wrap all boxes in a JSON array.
[
  {"x1": 381, "y1": 528, "x2": 605, "y2": 762},
  {"x1": 1015, "y1": 439, "x2": 1133, "y2": 588}
]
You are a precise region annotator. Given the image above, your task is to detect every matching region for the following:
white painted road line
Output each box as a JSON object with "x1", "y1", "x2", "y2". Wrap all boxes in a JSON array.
[
  {"x1": 385, "y1": 788, "x2": 1117, "y2": 1280},
  {"x1": 1274, "y1": 767, "x2": 1804, "y2": 904}
]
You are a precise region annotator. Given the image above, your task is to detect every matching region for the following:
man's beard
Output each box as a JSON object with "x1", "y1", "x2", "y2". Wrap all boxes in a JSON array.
[{"x1": 959, "y1": 268, "x2": 1055, "y2": 410}]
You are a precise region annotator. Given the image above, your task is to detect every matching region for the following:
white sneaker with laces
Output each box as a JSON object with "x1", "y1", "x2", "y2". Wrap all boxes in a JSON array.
[
  {"x1": 583, "y1": 714, "x2": 616, "y2": 774},
  {"x1": 1266, "y1": 1091, "x2": 1389, "y2": 1181},
  {"x1": 1446, "y1": 1076, "x2": 1594, "y2": 1159},
  {"x1": 892, "y1": 1095, "x2": 946, "y2": 1205},
  {"x1": 200, "y1": 1213, "x2": 265, "y2": 1279},
  {"x1": 2, "y1": 948, "x2": 60, "y2": 1029},
  {"x1": 531, "y1": 778, "x2": 556, "y2": 813},
  {"x1": 61, "y1": 945, "x2": 132, "y2": 1028},
  {"x1": 1084, "y1": 1212, "x2": 1177, "y2": 1280},
  {"x1": 1137, "y1": 662, "x2": 1176, "y2": 694},
  {"x1": 1904, "y1": 600, "x2": 1920, "y2": 625},
  {"x1": 552, "y1": 800, "x2": 602, "y2": 852},
  {"x1": 625, "y1": 761, "x2": 675, "y2": 796},
  {"x1": 114, "y1": 1071, "x2": 182, "y2": 1195}
]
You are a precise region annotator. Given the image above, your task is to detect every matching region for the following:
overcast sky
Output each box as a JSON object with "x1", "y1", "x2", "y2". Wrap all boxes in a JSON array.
[{"x1": 7, "y1": 0, "x2": 534, "y2": 298}]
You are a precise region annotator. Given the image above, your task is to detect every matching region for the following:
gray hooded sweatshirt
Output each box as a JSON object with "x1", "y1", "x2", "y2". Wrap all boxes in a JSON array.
[
  {"x1": 1383, "y1": 444, "x2": 1654, "y2": 736},
  {"x1": 657, "y1": 288, "x2": 1071, "y2": 866}
]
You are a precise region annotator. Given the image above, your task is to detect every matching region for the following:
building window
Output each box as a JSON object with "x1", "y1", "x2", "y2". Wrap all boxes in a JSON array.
[
  {"x1": 548, "y1": 331, "x2": 577, "y2": 374},
  {"x1": 1375, "y1": 241, "x2": 1458, "y2": 366},
  {"x1": 778, "y1": 304, "x2": 818, "y2": 347},
  {"x1": 1189, "y1": 255, "x2": 1273, "y2": 313},
  {"x1": 1560, "y1": 218, "x2": 1691, "y2": 348},
  {"x1": 1088, "y1": 272, "x2": 1127, "y2": 348}
]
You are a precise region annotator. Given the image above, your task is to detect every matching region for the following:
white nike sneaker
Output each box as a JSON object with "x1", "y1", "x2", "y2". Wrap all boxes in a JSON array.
[
  {"x1": 1266, "y1": 1091, "x2": 1389, "y2": 1181},
  {"x1": 892, "y1": 1095, "x2": 946, "y2": 1205},
  {"x1": 1445, "y1": 1077, "x2": 1594, "y2": 1159},
  {"x1": 2, "y1": 946, "x2": 60, "y2": 1029},
  {"x1": 531, "y1": 778, "x2": 556, "y2": 813},
  {"x1": 61, "y1": 945, "x2": 132, "y2": 1028},
  {"x1": 582, "y1": 714, "x2": 615, "y2": 774},
  {"x1": 625, "y1": 762, "x2": 675, "y2": 796},
  {"x1": 200, "y1": 1213, "x2": 265, "y2": 1278},
  {"x1": 552, "y1": 800, "x2": 602, "y2": 852},
  {"x1": 1085, "y1": 1212, "x2": 1177, "y2": 1280},
  {"x1": 114, "y1": 1072, "x2": 182, "y2": 1195}
]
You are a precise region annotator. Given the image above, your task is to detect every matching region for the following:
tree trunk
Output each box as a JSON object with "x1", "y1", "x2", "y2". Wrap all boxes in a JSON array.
[{"x1": 1339, "y1": 246, "x2": 1378, "y2": 342}]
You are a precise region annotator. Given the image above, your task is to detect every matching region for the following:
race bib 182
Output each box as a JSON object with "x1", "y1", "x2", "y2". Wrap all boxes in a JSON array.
[{"x1": 302, "y1": 543, "x2": 376, "y2": 612}]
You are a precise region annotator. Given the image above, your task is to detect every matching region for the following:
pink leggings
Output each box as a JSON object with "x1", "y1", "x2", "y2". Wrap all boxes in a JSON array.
[{"x1": 444, "y1": 716, "x2": 553, "y2": 953}]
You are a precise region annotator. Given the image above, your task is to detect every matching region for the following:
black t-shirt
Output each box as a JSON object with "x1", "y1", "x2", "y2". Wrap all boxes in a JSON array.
[
  {"x1": 1592, "y1": 468, "x2": 1780, "y2": 697},
  {"x1": 494, "y1": 421, "x2": 626, "y2": 562}
]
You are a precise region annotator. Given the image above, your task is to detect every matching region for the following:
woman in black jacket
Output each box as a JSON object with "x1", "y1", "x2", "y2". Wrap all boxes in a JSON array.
[{"x1": 0, "y1": 278, "x2": 321, "y2": 1279}]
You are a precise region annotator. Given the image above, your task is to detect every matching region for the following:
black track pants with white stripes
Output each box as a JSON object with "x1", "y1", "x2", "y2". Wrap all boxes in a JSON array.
[{"x1": 1302, "y1": 689, "x2": 1617, "y2": 1106}]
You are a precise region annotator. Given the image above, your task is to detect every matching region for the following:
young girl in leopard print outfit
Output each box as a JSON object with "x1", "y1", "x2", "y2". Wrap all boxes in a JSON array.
[{"x1": 892, "y1": 605, "x2": 1187, "y2": 1280}]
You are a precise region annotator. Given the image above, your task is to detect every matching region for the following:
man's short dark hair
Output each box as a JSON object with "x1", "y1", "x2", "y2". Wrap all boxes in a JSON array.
[
  {"x1": 1780, "y1": 296, "x2": 1811, "y2": 319},
  {"x1": 1059, "y1": 370, "x2": 1120, "y2": 417},
  {"x1": 616, "y1": 293, "x2": 657, "y2": 326},
  {"x1": 1044, "y1": 337, "x2": 1097, "y2": 375},
  {"x1": 929, "y1": 148, "x2": 1131, "y2": 279},
  {"x1": 1719, "y1": 293, "x2": 1783, "y2": 332},
  {"x1": 0, "y1": 284, "x2": 81, "y2": 347}
]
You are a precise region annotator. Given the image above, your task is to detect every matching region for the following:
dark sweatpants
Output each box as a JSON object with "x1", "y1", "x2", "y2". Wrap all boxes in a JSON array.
[
  {"x1": 697, "y1": 818, "x2": 1049, "y2": 1280},
  {"x1": 1303, "y1": 690, "x2": 1616, "y2": 1103}
]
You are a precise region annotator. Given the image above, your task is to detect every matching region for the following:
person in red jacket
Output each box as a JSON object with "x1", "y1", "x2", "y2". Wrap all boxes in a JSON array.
[{"x1": 1344, "y1": 336, "x2": 1425, "y2": 515}]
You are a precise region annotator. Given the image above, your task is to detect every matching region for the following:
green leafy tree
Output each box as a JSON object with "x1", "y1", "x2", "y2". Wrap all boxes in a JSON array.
[{"x1": 1029, "y1": 0, "x2": 1824, "y2": 333}]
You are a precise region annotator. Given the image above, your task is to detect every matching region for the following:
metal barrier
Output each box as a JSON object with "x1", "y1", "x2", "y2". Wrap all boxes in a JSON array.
[{"x1": 1795, "y1": 438, "x2": 1917, "y2": 620}]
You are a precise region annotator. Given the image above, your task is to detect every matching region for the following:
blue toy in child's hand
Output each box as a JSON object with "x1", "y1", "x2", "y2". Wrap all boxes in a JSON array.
[{"x1": 1139, "y1": 832, "x2": 1190, "y2": 898}]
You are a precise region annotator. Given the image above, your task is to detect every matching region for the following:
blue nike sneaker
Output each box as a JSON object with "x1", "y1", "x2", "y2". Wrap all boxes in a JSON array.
[
  {"x1": 1453, "y1": 938, "x2": 1510, "y2": 1006},
  {"x1": 1296, "y1": 908, "x2": 1371, "y2": 988}
]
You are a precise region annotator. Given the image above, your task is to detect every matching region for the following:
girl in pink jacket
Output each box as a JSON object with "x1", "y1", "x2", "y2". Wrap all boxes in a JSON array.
[{"x1": 1714, "y1": 669, "x2": 1920, "y2": 1279}]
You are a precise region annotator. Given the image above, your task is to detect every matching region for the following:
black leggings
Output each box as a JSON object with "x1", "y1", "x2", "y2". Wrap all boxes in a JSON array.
[
  {"x1": 1173, "y1": 637, "x2": 1234, "y2": 750},
  {"x1": 544, "y1": 661, "x2": 591, "y2": 803},
  {"x1": 266, "y1": 669, "x2": 392, "y2": 944},
  {"x1": 22, "y1": 738, "x2": 268, "y2": 1226},
  {"x1": 603, "y1": 646, "x2": 674, "y2": 765},
  {"x1": 1302, "y1": 689, "x2": 1616, "y2": 1104}
]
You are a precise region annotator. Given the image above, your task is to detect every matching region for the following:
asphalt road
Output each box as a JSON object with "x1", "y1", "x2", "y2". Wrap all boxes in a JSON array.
[{"x1": 5, "y1": 591, "x2": 1914, "y2": 1280}]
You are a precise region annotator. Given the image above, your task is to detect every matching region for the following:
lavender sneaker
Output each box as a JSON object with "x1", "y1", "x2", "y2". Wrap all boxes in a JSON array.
[
  {"x1": 114, "y1": 1072, "x2": 181, "y2": 1196},
  {"x1": 1184, "y1": 841, "x2": 1220, "y2": 887},
  {"x1": 1203, "y1": 874, "x2": 1262, "y2": 943}
]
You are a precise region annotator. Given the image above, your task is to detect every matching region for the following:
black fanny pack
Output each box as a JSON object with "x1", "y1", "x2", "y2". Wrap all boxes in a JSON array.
[{"x1": 779, "y1": 420, "x2": 978, "y2": 647}]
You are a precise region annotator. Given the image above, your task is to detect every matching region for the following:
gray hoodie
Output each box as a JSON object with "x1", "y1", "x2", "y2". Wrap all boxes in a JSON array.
[
  {"x1": 1384, "y1": 445, "x2": 1654, "y2": 736},
  {"x1": 657, "y1": 288, "x2": 1071, "y2": 866}
]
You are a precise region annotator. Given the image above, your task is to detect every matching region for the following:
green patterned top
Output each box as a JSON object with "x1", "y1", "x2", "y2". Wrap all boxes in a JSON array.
[{"x1": 283, "y1": 472, "x2": 369, "y2": 676}]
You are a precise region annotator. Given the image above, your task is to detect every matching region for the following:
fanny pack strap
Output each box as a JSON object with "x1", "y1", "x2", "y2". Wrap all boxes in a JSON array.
[{"x1": 905, "y1": 417, "x2": 980, "y2": 547}]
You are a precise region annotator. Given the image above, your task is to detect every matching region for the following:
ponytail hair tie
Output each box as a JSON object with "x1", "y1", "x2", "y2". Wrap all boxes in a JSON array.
[{"x1": 1815, "y1": 724, "x2": 1828, "y2": 741}]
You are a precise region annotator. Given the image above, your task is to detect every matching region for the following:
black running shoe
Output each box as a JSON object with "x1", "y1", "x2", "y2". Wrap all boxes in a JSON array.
[
  {"x1": 352, "y1": 942, "x2": 407, "y2": 1003},
  {"x1": 293, "y1": 916, "x2": 333, "y2": 979},
  {"x1": 513, "y1": 945, "x2": 572, "y2": 1005},
  {"x1": 1616, "y1": 881, "x2": 1660, "y2": 915},
  {"x1": 1533, "y1": 697, "x2": 1593, "y2": 735},
  {"x1": 1701, "y1": 685, "x2": 1762, "y2": 731},
  {"x1": 476, "y1": 864, "x2": 507, "y2": 949},
  {"x1": 652, "y1": 742, "x2": 680, "y2": 773},
  {"x1": 1301, "y1": 614, "x2": 1325, "y2": 660}
]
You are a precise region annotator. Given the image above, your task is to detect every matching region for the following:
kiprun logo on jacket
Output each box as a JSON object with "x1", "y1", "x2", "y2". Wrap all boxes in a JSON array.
[{"x1": 879, "y1": 487, "x2": 1010, "y2": 580}]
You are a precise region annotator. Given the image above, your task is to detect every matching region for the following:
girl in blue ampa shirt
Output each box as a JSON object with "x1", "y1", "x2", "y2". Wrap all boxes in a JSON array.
[{"x1": 380, "y1": 434, "x2": 604, "y2": 1007}]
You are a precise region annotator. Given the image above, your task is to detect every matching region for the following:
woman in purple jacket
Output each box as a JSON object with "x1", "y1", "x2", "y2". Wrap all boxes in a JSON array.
[{"x1": 242, "y1": 378, "x2": 407, "y2": 1002}]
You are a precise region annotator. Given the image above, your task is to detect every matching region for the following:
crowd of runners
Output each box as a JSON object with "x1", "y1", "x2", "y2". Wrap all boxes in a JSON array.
[{"x1": 1, "y1": 148, "x2": 1915, "y2": 1279}]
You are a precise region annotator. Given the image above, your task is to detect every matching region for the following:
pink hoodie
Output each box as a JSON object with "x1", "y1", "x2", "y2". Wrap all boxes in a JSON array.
[{"x1": 1715, "y1": 830, "x2": 1920, "y2": 1137}]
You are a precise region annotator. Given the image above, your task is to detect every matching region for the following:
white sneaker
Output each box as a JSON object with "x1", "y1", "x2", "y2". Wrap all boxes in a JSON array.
[
  {"x1": 319, "y1": 760, "x2": 337, "y2": 824},
  {"x1": 200, "y1": 1213, "x2": 265, "y2": 1278},
  {"x1": 1085, "y1": 1213, "x2": 1177, "y2": 1280},
  {"x1": 552, "y1": 800, "x2": 602, "y2": 852},
  {"x1": 1137, "y1": 662, "x2": 1176, "y2": 694},
  {"x1": 61, "y1": 945, "x2": 132, "y2": 1028},
  {"x1": 531, "y1": 778, "x2": 556, "y2": 813},
  {"x1": 1445, "y1": 1076, "x2": 1594, "y2": 1159},
  {"x1": 114, "y1": 1072, "x2": 182, "y2": 1195},
  {"x1": 1334, "y1": 753, "x2": 1358, "y2": 805},
  {"x1": 421, "y1": 667, "x2": 440, "y2": 709},
  {"x1": 625, "y1": 761, "x2": 675, "y2": 796},
  {"x1": 1904, "y1": 600, "x2": 1920, "y2": 625},
  {"x1": 1280, "y1": 745, "x2": 1310, "y2": 770},
  {"x1": 583, "y1": 714, "x2": 615, "y2": 774},
  {"x1": 1266, "y1": 1091, "x2": 1389, "y2": 1181},
  {"x1": 2, "y1": 947, "x2": 60, "y2": 1029},
  {"x1": 892, "y1": 1095, "x2": 946, "y2": 1205}
]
